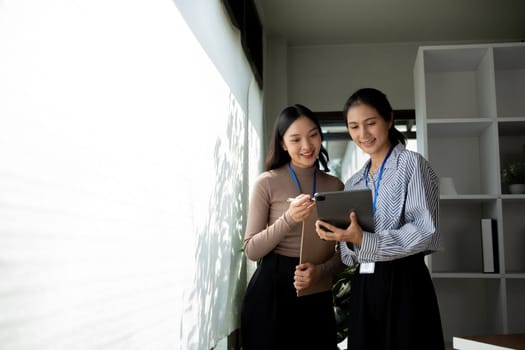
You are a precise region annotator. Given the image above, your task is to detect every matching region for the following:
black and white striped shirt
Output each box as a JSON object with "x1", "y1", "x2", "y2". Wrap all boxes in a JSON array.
[{"x1": 340, "y1": 143, "x2": 442, "y2": 267}]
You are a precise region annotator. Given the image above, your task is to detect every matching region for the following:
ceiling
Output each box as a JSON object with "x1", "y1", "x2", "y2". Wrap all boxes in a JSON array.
[{"x1": 254, "y1": 0, "x2": 525, "y2": 46}]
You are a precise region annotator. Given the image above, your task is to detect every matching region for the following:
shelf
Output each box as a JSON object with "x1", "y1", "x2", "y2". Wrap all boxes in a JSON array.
[
  {"x1": 439, "y1": 195, "x2": 498, "y2": 202},
  {"x1": 498, "y1": 118, "x2": 525, "y2": 134},
  {"x1": 453, "y1": 334, "x2": 525, "y2": 350},
  {"x1": 502, "y1": 201, "x2": 525, "y2": 273},
  {"x1": 428, "y1": 129, "x2": 499, "y2": 194},
  {"x1": 427, "y1": 119, "x2": 494, "y2": 137},
  {"x1": 433, "y1": 279, "x2": 505, "y2": 342},
  {"x1": 494, "y1": 45, "x2": 525, "y2": 118},
  {"x1": 423, "y1": 46, "x2": 490, "y2": 72},
  {"x1": 423, "y1": 47, "x2": 495, "y2": 119},
  {"x1": 498, "y1": 120, "x2": 525, "y2": 194},
  {"x1": 415, "y1": 42, "x2": 525, "y2": 340},
  {"x1": 432, "y1": 273, "x2": 525, "y2": 280},
  {"x1": 506, "y1": 279, "x2": 525, "y2": 333},
  {"x1": 500, "y1": 194, "x2": 525, "y2": 201},
  {"x1": 431, "y1": 273, "x2": 503, "y2": 279},
  {"x1": 432, "y1": 200, "x2": 499, "y2": 274}
]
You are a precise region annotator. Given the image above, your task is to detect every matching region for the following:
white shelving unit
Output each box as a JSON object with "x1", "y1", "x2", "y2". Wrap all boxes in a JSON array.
[{"x1": 414, "y1": 42, "x2": 525, "y2": 349}]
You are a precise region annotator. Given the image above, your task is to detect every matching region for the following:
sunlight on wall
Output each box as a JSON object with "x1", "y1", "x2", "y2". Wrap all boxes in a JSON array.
[{"x1": 0, "y1": 0, "x2": 260, "y2": 349}]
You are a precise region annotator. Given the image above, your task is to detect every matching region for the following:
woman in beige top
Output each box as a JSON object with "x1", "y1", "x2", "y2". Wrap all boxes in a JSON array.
[{"x1": 240, "y1": 104, "x2": 344, "y2": 350}]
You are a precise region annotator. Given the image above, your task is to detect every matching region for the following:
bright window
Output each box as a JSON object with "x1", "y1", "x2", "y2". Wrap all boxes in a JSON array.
[{"x1": 0, "y1": 1, "x2": 261, "y2": 349}]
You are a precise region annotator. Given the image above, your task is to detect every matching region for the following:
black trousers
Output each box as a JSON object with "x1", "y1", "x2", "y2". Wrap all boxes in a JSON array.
[
  {"x1": 241, "y1": 252, "x2": 337, "y2": 350},
  {"x1": 348, "y1": 253, "x2": 445, "y2": 350}
]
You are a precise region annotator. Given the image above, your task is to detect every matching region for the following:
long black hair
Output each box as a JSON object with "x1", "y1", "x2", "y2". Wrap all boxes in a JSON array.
[
  {"x1": 342, "y1": 88, "x2": 406, "y2": 146},
  {"x1": 264, "y1": 104, "x2": 330, "y2": 172}
]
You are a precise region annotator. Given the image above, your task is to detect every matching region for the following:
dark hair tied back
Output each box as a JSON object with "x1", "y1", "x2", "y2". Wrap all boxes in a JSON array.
[{"x1": 342, "y1": 88, "x2": 406, "y2": 146}]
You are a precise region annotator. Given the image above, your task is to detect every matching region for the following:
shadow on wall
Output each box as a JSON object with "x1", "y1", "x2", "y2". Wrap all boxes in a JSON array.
[{"x1": 182, "y1": 94, "x2": 249, "y2": 349}]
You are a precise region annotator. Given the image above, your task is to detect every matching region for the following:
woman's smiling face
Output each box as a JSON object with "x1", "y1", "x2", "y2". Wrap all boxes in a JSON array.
[
  {"x1": 281, "y1": 116, "x2": 322, "y2": 168},
  {"x1": 346, "y1": 103, "x2": 393, "y2": 157}
]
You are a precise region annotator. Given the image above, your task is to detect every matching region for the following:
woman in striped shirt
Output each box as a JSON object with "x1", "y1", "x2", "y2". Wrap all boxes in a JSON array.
[{"x1": 316, "y1": 88, "x2": 445, "y2": 350}]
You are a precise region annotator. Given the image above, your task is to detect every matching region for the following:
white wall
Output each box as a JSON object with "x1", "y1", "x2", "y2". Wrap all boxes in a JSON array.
[
  {"x1": 263, "y1": 36, "x2": 288, "y2": 147},
  {"x1": 263, "y1": 38, "x2": 513, "y2": 133},
  {"x1": 288, "y1": 42, "x2": 421, "y2": 111},
  {"x1": 261, "y1": 39, "x2": 425, "y2": 180},
  {"x1": 261, "y1": 39, "x2": 420, "y2": 155},
  {"x1": 173, "y1": 0, "x2": 257, "y2": 113}
]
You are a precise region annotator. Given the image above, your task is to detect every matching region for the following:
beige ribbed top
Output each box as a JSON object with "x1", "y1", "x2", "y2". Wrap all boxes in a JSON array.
[{"x1": 243, "y1": 163, "x2": 344, "y2": 275}]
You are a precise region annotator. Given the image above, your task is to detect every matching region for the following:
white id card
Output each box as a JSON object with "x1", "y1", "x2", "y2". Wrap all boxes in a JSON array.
[{"x1": 360, "y1": 262, "x2": 375, "y2": 274}]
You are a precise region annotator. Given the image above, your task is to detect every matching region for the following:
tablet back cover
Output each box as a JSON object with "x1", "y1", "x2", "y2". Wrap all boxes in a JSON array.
[{"x1": 314, "y1": 189, "x2": 374, "y2": 232}]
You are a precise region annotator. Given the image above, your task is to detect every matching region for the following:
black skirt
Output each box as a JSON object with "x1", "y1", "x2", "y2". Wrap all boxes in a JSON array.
[
  {"x1": 348, "y1": 253, "x2": 445, "y2": 350},
  {"x1": 241, "y1": 252, "x2": 337, "y2": 350}
]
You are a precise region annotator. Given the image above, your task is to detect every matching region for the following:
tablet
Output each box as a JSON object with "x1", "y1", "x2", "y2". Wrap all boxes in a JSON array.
[{"x1": 314, "y1": 189, "x2": 374, "y2": 232}]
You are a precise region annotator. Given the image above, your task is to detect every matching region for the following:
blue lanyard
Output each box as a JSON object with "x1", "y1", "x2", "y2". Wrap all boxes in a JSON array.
[
  {"x1": 365, "y1": 146, "x2": 394, "y2": 213},
  {"x1": 288, "y1": 163, "x2": 317, "y2": 196}
]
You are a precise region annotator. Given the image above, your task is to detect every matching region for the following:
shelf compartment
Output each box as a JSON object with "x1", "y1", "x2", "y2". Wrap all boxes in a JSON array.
[
  {"x1": 498, "y1": 120, "x2": 525, "y2": 194},
  {"x1": 433, "y1": 278, "x2": 505, "y2": 344},
  {"x1": 494, "y1": 45, "x2": 525, "y2": 118},
  {"x1": 427, "y1": 119, "x2": 493, "y2": 137},
  {"x1": 506, "y1": 278, "x2": 525, "y2": 333},
  {"x1": 423, "y1": 47, "x2": 495, "y2": 119},
  {"x1": 502, "y1": 200, "x2": 525, "y2": 273},
  {"x1": 498, "y1": 119, "x2": 525, "y2": 137},
  {"x1": 427, "y1": 121, "x2": 499, "y2": 195},
  {"x1": 431, "y1": 199, "x2": 499, "y2": 273}
]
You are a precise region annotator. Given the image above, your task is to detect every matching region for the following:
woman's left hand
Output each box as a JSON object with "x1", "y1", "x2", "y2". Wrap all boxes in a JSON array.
[
  {"x1": 293, "y1": 262, "x2": 319, "y2": 291},
  {"x1": 316, "y1": 211, "x2": 364, "y2": 245}
]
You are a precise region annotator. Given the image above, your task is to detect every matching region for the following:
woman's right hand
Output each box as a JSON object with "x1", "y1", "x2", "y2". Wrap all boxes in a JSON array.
[
  {"x1": 316, "y1": 211, "x2": 363, "y2": 245},
  {"x1": 287, "y1": 194, "x2": 316, "y2": 222}
]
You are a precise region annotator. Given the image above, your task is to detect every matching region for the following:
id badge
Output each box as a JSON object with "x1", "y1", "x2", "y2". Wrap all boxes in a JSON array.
[{"x1": 360, "y1": 262, "x2": 375, "y2": 274}]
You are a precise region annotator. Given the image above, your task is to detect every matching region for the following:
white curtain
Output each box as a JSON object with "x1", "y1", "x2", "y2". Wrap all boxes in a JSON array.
[{"x1": 0, "y1": 0, "x2": 262, "y2": 349}]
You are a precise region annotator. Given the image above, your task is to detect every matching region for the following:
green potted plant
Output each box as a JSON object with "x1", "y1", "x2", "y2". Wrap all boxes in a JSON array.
[
  {"x1": 501, "y1": 160, "x2": 525, "y2": 194},
  {"x1": 332, "y1": 264, "x2": 358, "y2": 347}
]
